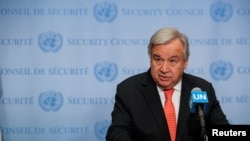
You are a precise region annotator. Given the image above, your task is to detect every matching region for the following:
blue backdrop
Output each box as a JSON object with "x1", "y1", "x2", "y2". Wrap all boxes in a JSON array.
[{"x1": 0, "y1": 0, "x2": 250, "y2": 141}]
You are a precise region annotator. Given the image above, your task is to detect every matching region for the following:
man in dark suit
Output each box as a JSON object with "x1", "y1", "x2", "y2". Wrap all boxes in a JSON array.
[{"x1": 106, "y1": 27, "x2": 229, "y2": 141}]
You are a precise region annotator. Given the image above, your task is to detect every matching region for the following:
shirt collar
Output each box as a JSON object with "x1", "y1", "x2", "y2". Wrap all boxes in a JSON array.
[{"x1": 157, "y1": 79, "x2": 182, "y2": 92}]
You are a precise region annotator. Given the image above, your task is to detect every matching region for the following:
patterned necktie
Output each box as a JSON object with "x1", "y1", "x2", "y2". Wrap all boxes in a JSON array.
[{"x1": 164, "y1": 88, "x2": 176, "y2": 141}]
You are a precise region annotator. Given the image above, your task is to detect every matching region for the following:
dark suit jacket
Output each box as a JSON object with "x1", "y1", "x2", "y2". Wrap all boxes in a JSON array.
[{"x1": 106, "y1": 69, "x2": 229, "y2": 141}]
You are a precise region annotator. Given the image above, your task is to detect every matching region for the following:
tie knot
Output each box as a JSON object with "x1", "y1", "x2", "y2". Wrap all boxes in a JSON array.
[{"x1": 164, "y1": 88, "x2": 174, "y2": 99}]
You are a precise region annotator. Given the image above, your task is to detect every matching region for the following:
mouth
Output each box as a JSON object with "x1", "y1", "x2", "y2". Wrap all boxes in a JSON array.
[{"x1": 159, "y1": 75, "x2": 171, "y2": 81}]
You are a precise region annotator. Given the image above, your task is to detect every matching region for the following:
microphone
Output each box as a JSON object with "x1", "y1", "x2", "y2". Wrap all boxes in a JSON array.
[
  {"x1": 189, "y1": 87, "x2": 208, "y2": 113},
  {"x1": 189, "y1": 87, "x2": 209, "y2": 141}
]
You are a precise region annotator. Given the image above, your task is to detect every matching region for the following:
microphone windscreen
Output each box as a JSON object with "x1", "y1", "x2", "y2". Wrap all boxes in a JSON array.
[{"x1": 190, "y1": 87, "x2": 208, "y2": 113}]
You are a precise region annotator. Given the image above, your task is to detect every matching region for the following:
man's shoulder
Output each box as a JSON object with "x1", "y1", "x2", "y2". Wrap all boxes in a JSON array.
[
  {"x1": 183, "y1": 73, "x2": 211, "y2": 85},
  {"x1": 120, "y1": 71, "x2": 148, "y2": 84}
]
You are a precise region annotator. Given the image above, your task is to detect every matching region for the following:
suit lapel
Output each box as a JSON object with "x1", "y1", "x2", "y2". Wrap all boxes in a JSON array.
[
  {"x1": 141, "y1": 71, "x2": 169, "y2": 140},
  {"x1": 176, "y1": 73, "x2": 195, "y2": 141}
]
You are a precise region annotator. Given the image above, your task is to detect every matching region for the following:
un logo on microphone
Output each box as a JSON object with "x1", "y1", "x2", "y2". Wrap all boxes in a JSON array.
[
  {"x1": 210, "y1": 60, "x2": 233, "y2": 81},
  {"x1": 38, "y1": 31, "x2": 63, "y2": 52},
  {"x1": 38, "y1": 90, "x2": 64, "y2": 112},
  {"x1": 210, "y1": 1, "x2": 233, "y2": 22},
  {"x1": 93, "y1": 1, "x2": 118, "y2": 23},
  {"x1": 94, "y1": 61, "x2": 118, "y2": 82}
]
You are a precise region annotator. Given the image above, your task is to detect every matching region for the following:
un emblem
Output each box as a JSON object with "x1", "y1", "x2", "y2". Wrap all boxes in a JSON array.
[
  {"x1": 94, "y1": 61, "x2": 118, "y2": 82},
  {"x1": 95, "y1": 120, "x2": 111, "y2": 141},
  {"x1": 93, "y1": 1, "x2": 118, "y2": 23},
  {"x1": 38, "y1": 31, "x2": 63, "y2": 52},
  {"x1": 210, "y1": 1, "x2": 233, "y2": 22},
  {"x1": 38, "y1": 90, "x2": 64, "y2": 112},
  {"x1": 210, "y1": 60, "x2": 233, "y2": 81}
]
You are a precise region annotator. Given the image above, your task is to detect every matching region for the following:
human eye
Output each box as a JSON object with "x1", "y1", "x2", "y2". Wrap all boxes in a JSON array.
[
  {"x1": 169, "y1": 58, "x2": 178, "y2": 66},
  {"x1": 154, "y1": 56, "x2": 161, "y2": 62},
  {"x1": 153, "y1": 56, "x2": 163, "y2": 65}
]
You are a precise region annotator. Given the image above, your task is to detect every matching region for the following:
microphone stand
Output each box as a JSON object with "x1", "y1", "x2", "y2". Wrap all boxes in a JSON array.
[{"x1": 197, "y1": 105, "x2": 208, "y2": 141}]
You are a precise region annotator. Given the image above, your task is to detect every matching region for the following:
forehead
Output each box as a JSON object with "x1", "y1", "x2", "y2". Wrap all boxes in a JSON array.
[{"x1": 151, "y1": 39, "x2": 184, "y2": 57}]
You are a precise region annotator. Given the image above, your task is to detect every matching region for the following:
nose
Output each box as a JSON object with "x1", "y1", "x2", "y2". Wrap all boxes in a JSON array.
[{"x1": 160, "y1": 61, "x2": 170, "y2": 72}]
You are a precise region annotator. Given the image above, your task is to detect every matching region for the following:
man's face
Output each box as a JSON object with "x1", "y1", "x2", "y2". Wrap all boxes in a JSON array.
[{"x1": 150, "y1": 38, "x2": 188, "y2": 89}]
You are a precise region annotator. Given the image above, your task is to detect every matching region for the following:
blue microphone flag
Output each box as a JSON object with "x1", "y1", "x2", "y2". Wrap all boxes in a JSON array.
[{"x1": 190, "y1": 90, "x2": 208, "y2": 113}]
